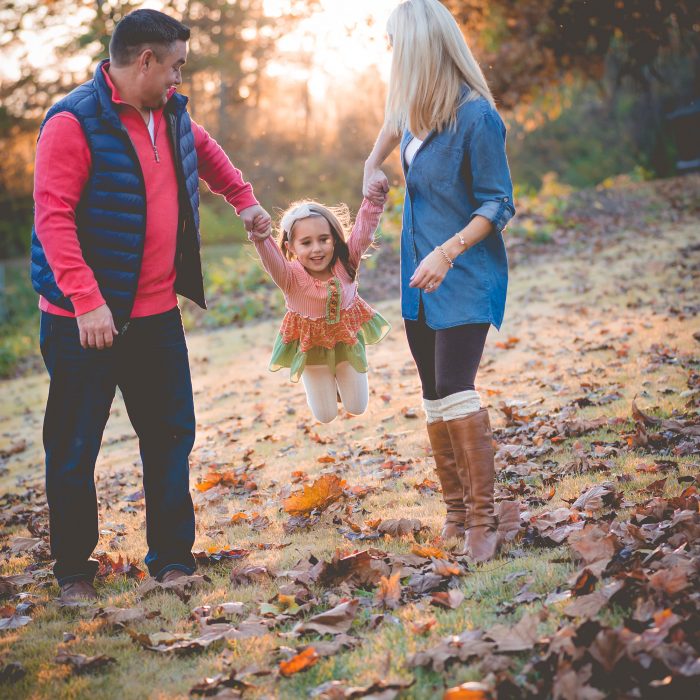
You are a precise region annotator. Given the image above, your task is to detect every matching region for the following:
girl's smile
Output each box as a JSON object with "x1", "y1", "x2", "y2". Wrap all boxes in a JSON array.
[{"x1": 285, "y1": 216, "x2": 336, "y2": 280}]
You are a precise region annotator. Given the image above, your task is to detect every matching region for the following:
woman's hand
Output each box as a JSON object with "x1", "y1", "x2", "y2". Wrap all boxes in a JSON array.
[
  {"x1": 363, "y1": 167, "x2": 389, "y2": 206},
  {"x1": 409, "y1": 248, "x2": 452, "y2": 292}
]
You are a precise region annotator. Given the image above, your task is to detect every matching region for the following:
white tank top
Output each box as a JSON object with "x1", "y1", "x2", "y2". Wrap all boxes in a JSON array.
[{"x1": 404, "y1": 136, "x2": 423, "y2": 166}]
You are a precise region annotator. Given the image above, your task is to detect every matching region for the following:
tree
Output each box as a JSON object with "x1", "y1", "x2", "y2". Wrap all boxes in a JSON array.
[{"x1": 444, "y1": 0, "x2": 700, "y2": 107}]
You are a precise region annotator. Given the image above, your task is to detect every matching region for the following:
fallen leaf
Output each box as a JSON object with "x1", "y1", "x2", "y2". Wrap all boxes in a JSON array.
[
  {"x1": 283, "y1": 475, "x2": 347, "y2": 516},
  {"x1": 485, "y1": 613, "x2": 541, "y2": 652},
  {"x1": 431, "y1": 590, "x2": 465, "y2": 609},
  {"x1": 375, "y1": 573, "x2": 402, "y2": 609},
  {"x1": 293, "y1": 599, "x2": 359, "y2": 636},
  {"x1": 444, "y1": 682, "x2": 493, "y2": 699},
  {"x1": 411, "y1": 544, "x2": 448, "y2": 559},
  {"x1": 279, "y1": 647, "x2": 320, "y2": 677},
  {"x1": 55, "y1": 651, "x2": 116, "y2": 674}
]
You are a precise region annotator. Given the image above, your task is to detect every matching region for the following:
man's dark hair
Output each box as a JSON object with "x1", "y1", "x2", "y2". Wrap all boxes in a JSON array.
[{"x1": 109, "y1": 9, "x2": 190, "y2": 66}]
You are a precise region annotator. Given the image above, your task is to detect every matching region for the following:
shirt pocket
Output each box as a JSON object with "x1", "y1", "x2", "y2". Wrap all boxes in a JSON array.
[{"x1": 421, "y1": 142, "x2": 463, "y2": 187}]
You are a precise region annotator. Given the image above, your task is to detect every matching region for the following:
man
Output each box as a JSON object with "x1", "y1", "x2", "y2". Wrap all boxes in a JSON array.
[{"x1": 31, "y1": 9, "x2": 270, "y2": 602}]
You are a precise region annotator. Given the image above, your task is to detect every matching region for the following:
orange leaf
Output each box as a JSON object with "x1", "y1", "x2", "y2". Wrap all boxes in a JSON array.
[
  {"x1": 375, "y1": 572, "x2": 402, "y2": 609},
  {"x1": 317, "y1": 455, "x2": 336, "y2": 463},
  {"x1": 282, "y1": 474, "x2": 347, "y2": 516},
  {"x1": 230, "y1": 512, "x2": 249, "y2": 525},
  {"x1": 195, "y1": 469, "x2": 240, "y2": 492},
  {"x1": 411, "y1": 544, "x2": 448, "y2": 559},
  {"x1": 279, "y1": 647, "x2": 319, "y2": 677},
  {"x1": 444, "y1": 681, "x2": 492, "y2": 699}
]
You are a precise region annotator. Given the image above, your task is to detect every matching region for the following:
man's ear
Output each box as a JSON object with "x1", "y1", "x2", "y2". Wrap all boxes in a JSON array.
[{"x1": 138, "y1": 48, "x2": 155, "y2": 73}]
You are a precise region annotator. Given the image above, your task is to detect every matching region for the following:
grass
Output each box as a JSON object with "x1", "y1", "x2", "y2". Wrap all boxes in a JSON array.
[{"x1": 0, "y1": 188, "x2": 698, "y2": 697}]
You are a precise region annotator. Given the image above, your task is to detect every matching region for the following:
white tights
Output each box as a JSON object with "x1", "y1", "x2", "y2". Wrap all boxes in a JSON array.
[{"x1": 301, "y1": 362, "x2": 369, "y2": 423}]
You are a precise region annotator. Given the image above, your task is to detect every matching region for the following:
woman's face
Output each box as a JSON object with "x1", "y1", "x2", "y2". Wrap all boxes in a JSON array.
[{"x1": 285, "y1": 216, "x2": 336, "y2": 277}]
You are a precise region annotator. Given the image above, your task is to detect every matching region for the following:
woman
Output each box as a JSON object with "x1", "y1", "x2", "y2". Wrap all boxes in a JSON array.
[{"x1": 363, "y1": 0, "x2": 515, "y2": 562}]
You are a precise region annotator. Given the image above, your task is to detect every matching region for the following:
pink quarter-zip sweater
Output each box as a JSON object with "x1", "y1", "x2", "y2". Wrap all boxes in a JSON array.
[{"x1": 34, "y1": 63, "x2": 259, "y2": 318}]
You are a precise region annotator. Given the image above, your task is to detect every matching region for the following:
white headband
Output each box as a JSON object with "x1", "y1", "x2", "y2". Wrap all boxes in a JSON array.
[{"x1": 281, "y1": 204, "x2": 324, "y2": 236}]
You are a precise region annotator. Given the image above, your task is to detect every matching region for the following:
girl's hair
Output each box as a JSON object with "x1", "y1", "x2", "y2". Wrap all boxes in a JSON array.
[
  {"x1": 278, "y1": 200, "x2": 358, "y2": 281},
  {"x1": 385, "y1": 0, "x2": 494, "y2": 136}
]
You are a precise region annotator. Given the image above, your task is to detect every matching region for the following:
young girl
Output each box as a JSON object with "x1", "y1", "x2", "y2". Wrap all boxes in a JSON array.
[{"x1": 248, "y1": 195, "x2": 390, "y2": 423}]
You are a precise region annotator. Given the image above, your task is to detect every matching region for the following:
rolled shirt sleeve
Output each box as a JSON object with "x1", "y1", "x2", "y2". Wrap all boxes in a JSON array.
[{"x1": 466, "y1": 109, "x2": 515, "y2": 234}]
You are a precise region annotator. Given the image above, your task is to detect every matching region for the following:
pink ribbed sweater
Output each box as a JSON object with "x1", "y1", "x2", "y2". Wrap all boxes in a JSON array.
[{"x1": 251, "y1": 198, "x2": 384, "y2": 318}]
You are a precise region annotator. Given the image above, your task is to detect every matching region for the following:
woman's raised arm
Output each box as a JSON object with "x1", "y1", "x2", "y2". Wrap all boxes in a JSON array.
[{"x1": 363, "y1": 124, "x2": 401, "y2": 201}]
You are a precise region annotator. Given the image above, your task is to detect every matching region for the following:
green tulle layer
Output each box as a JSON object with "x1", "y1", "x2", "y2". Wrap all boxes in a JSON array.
[{"x1": 269, "y1": 312, "x2": 390, "y2": 383}]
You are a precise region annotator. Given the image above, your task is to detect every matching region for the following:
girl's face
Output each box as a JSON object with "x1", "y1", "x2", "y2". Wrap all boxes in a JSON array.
[{"x1": 285, "y1": 216, "x2": 336, "y2": 279}]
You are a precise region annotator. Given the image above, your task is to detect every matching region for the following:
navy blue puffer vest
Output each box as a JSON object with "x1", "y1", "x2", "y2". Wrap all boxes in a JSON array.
[{"x1": 30, "y1": 59, "x2": 206, "y2": 329}]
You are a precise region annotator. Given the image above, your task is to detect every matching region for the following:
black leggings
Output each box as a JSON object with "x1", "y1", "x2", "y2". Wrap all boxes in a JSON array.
[{"x1": 404, "y1": 308, "x2": 489, "y2": 401}]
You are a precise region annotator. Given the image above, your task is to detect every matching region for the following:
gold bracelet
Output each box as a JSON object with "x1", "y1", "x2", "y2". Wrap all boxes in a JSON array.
[{"x1": 436, "y1": 245, "x2": 454, "y2": 268}]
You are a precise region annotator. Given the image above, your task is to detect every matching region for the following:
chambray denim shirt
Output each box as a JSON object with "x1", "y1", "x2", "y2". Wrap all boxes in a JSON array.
[{"x1": 400, "y1": 91, "x2": 515, "y2": 330}]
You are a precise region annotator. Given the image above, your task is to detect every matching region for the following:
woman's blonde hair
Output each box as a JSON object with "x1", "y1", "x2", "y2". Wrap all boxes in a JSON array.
[
  {"x1": 385, "y1": 0, "x2": 494, "y2": 135},
  {"x1": 277, "y1": 200, "x2": 359, "y2": 280}
]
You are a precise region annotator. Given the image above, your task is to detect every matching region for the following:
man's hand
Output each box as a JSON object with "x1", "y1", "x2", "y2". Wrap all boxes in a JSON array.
[
  {"x1": 76, "y1": 304, "x2": 118, "y2": 350},
  {"x1": 240, "y1": 204, "x2": 272, "y2": 237}
]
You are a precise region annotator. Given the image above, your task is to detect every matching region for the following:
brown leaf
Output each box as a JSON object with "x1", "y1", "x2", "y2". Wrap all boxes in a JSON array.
[
  {"x1": 571, "y1": 482, "x2": 618, "y2": 512},
  {"x1": 410, "y1": 629, "x2": 495, "y2": 672},
  {"x1": 279, "y1": 647, "x2": 320, "y2": 677},
  {"x1": 375, "y1": 573, "x2": 402, "y2": 609},
  {"x1": 632, "y1": 399, "x2": 661, "y2": 426},
  {"x1": 563, "y1": 591, "x2": 608, "y2": 619},
  {"x1": 485, "y1": 613, "x2": 541, "y2": 652},
  {"x1": 407, "y1": 617, "x2": 438, "y2": 635},
  {"x1": 587, "y1": 629, "x2": 628, "y2": 673},
  {"x1": 569, "y1": 524, "x2": 616, "y2": 565},
  {"x1": 316, "y1": 550, "x2": 390, "y2": 588},
  {"x1": 293, "y1": 599, "x2": 359, "y2": 636},
  {"x1": 430, "y1": 589, "x2": 465, "y2": 609},
  {"x1": 432, "y1": 559, "x2": 463, "y2": 577},
  {"x1": 0, "y1": 609, "x2": 32, "y2": 630},
  {"x1": 230, "y1": 565, "x2": 274, "y2": 587},
  {"x1": 376, "y1": 518, "x2": 424, "y2": 537},
  {"x1": 190, "y1": 670, "x2": 255, "y2": 697},
  {"x1": 55, "y1": 651, "x2": 116, "y2": 674},
  {"x1": 92, "y1": 606, "x2": 157, "y2": 628},
  {"x1": 282, "y1": 474, "x2": 347, "y2": 515},
  {"x1": 138, "y1": 574, "x2": 210, "y2": 602},
  {"x1": 648, "y1": 567, "x2": 690, "y2": 596}
]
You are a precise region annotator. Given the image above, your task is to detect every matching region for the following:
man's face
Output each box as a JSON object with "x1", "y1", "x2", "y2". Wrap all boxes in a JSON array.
[{"x1": 140, "y1": 40, "x2": 187, "y2": 109}]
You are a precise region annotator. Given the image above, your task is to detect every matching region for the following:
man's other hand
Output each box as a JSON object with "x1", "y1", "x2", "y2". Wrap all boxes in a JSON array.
[{"x1": 76, "y1": 304, "x2": 118, "y2": 350}]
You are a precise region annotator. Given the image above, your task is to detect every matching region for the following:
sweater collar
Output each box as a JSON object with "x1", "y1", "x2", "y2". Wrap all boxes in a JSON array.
[{"x1": 93, "y1": 58, "x2": 186, "y2": 126}]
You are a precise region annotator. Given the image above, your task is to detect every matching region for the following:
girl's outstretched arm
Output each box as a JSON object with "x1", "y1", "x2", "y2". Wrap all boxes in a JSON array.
[
  {"x1": 347, "y1": 198, "x2": 385, "y2": 267},
  {"x1": 249, "y1": 233, "x2": 292, "y2": 292}
]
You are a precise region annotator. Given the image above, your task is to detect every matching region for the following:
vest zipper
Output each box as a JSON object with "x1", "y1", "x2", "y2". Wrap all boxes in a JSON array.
[{"x1": 153, "y1": 144, "x2": 160, "y2": 162}]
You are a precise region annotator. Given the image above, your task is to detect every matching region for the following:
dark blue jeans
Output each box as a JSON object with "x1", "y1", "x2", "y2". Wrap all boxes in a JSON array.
[{"x1": 40, "y1": 307, "x2": 197, "y2": 585}]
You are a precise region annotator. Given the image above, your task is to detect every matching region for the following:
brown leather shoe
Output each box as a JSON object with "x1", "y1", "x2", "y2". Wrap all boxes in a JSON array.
[
  {"x1": 426, "y1": 420, "x2": 466, "y2": 539},
  {"x1": 446, "y1": 408, "x2": 499, "y2": 562},
  {"x1": 159, "y1": 569, "x2": 189, "y2": 585},
  {"x1": 59, "y1": 579, "x2": 98, "y2": 602}
]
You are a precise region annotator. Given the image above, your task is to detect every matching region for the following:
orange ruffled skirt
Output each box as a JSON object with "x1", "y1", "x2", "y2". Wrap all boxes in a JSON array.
[{"x1": 269, "y1": 296, "x2": 390, "y2": 382}]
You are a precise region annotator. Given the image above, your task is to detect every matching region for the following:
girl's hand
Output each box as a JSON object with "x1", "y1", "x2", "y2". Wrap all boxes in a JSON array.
[
  {"x1": 409, "y1": 248, "x2": 452, "y2": 292},
  {"x1": 363, "y1": 167, "x2": 389, "y2": 206},
  {"x1": 249, "y1": 224, "x2": 272, "y2": 241}
]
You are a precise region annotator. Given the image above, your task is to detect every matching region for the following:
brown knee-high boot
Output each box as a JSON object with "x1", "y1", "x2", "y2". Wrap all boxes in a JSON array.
[
  {"x1": 446, "y1": 408, "x2": 498, "y2": 562},
  {"x1": 426, "y1": 420, "x2": 467, "y2": 539}
]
